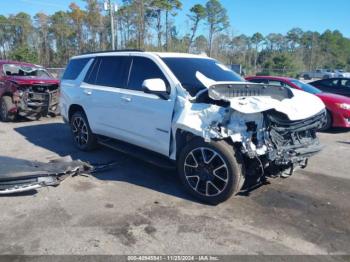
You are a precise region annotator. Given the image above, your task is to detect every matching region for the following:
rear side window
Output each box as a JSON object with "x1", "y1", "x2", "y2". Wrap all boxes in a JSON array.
[
  {"x1": 84, "y1": 56, "x2": 130, "y2": 88},
  {"x1": 62, "y1": 58, "x2": 90, "y2": 80},
  {"x1": 320, "y1": 79, "x2": 339, "y2": 87},
  {"x1": 248, "y1": 79, "x2": 269, "y2": 84},
  {"x1": 128, "y1": 57, "x2": 169, "y2": 91}
]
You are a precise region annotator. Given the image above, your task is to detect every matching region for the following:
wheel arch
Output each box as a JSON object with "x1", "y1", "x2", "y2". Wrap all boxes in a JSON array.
[
  {"x1": 68, "y1": 104, "x2": 85, "y2": 122},
  {"x1": 175, "y1": 129, "x2": 196, "y2": 160}
]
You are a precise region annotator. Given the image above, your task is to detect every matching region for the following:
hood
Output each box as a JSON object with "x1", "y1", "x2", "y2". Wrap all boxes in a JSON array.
[
  {"x1": 7, "y1": 76, "x2": 59, "y2": 86},
  {"x1": 316, "y1": 92, "x2": 350, "y2": 104},
  {"x1": 196, "y1": 72, "x2": 325, "y2": 121}
]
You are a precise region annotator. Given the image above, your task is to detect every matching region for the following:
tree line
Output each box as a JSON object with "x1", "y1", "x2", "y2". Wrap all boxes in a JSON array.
[{"x1": 0, "y1": 0, "x2": 349, "y2": 76}]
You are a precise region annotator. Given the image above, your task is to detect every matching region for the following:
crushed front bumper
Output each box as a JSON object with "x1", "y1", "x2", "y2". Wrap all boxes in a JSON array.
[
  {"x1": 266, "y1": 109, "x2": 326, "y2": 165},
  {"x1": 17, "y1": 89, "x2": 60, "y2": 118}
]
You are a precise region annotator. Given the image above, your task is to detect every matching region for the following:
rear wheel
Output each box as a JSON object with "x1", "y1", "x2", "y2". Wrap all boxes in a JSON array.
[
  {"x1": 178, "y1": 138, "x2": 245, "y2": 205},
  {"x1": 303, "y1": 74, "x2": 311, "y2": 80},
  {"x1": 70, "y1": 111, "x2": 97, "y2": 151},
  {"x1": 0, "y1": 96, "x2": 16, "y2": 122}
]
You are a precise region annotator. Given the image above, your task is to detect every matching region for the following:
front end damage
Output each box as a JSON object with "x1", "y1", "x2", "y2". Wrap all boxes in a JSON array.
[
  {"x1": 172, "y1": 74, "x2": 326, "y2": 184},
  {"x1": 13, "y1": 83, "x2": 60, "y2": 119}
]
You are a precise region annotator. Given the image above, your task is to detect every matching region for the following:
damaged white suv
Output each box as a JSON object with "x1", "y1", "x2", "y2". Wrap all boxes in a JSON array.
[{"x1": 60, "y1": 51, "x2": 326, "y2": 204}]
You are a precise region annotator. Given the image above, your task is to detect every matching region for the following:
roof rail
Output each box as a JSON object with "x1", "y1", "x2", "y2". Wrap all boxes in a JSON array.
[{"x1": 80, "y1": 49, "x2": 144, "y2": 55}]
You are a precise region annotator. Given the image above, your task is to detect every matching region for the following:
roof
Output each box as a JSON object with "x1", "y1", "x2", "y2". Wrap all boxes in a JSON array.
[
  {"x1": 153, "y1": 52, "x2": 210, "y2": 59},
  {"x1": 0, "y1": 60, "x2": 40, "y2": 67},
  {"x1": 71, "y1": 51, "x2": 211, "y2": 60}
]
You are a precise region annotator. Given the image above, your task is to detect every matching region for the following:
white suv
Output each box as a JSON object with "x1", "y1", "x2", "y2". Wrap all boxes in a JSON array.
[{"x1": 60, "y1": 51, "x2": 326, "y2": 204}]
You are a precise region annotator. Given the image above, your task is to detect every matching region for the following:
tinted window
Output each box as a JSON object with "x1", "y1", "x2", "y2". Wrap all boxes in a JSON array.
[
  {"x1": 94, "y1": 56, "x2": 130, "y2": 88},
  {"x1": 62, "y1": 58, "x2": 90, "y2": 80},
  {"x1": 247, "y1": 79, "x2": 269, "y2": 84},
  {"x1": 162, "y1": 57, "x2": 243, "y2": 96},
  {"x1": 290, "y1": 79, "x2": 322, "y2": 94},
  {"x1": 128, "y1": 57, "x2": 168, "y2": 91},
  {"x1": 340, "y1": 79, "x2": 350, "y2": 88},
  {"x1": 268, "y1": 80, "x2": 286, "y2": 87},
  {"x1": 320, "y1": 79, "x2": 339, "y2": 87},
  {"x1": 84, "y1": 58, "x2": 99, "y2": 84}
]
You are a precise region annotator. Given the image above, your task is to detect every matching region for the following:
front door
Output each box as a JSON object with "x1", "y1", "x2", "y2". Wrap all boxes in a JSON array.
[{"x1": 113, "y1": 56, "x2": 175, "y2": 156}]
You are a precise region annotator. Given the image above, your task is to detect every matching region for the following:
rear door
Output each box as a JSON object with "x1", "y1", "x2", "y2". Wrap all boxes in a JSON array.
[
  {"x1": 313, "y1": 79, "x2": 339, "y2": 94},
  {"x1": 80, "y1": 55, "x2": 131, "y2": 137},
  {"x1": 338, "y1": 79, "x2": 350, "y2": 97},
  {"x1": 112, "y1": 56, "x2": 176, "y2": 156}
]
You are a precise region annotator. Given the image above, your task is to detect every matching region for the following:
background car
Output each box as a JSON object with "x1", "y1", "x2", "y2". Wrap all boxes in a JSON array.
[
  {"x1": 334, "y1": 69, "x2": 350, "y2": 78},
  {"x1": 246, "y1": 76, "x2": 350, "y2": 130},
  {"x1": 309, "y1": 78, "x2": 350, "y2": 97},
  {"x1": 0, "y1": 60, "x2": 60, "y2": 121},
  {"x1": 301, "y1": 69, "x2": 335, "y2": 80}
]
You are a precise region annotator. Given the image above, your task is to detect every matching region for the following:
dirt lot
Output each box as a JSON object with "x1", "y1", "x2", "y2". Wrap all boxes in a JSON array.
[{"x1": 0, "y1": 117, "x2": 349, "y2": 255}]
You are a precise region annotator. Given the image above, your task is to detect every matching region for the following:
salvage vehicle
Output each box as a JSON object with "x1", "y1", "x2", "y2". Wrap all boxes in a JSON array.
[
  {"x1": 60, "y1": 51, "x2": 326, "y2": 204},
  {"x1": 246, "y1": 76, "x2": 350, "y2": 130},
  {"x1": 0, "y1": 60, "x2": 60, "y2": 121}
]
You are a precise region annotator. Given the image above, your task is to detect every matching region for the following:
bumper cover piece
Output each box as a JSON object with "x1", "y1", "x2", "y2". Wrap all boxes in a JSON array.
[{"x1": 0, "y1": 156, "x2": 92, "y2": 195}]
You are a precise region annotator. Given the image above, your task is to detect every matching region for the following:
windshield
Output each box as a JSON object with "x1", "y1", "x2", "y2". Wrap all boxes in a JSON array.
[
  {"x1": 3, "y1": 64, "x2": 51, "y2": 78},
  {"x1": 162, "y1": 57, "x2": 243, "y2": 96},
  {"x1": 290, "y1": 79, "x2": 322, "y2": 94}
]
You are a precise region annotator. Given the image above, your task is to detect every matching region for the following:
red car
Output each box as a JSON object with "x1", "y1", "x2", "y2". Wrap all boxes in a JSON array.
[
  {"x1": 246, "y1": 76, "x2": 350, "y2": 130},
  {"x1": 0, "y1": 60, "x2": 60, "y2": 121}
]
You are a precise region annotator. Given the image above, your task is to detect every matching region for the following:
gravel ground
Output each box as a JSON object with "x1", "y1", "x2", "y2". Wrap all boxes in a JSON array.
[{"x1": 0, "y1": 117, "x2": 349, "y2": 255}]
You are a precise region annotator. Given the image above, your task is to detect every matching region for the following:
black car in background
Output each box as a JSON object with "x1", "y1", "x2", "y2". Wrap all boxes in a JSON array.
[{"x1": 309, "y1": 78, "x2": 350, "y2": 97}]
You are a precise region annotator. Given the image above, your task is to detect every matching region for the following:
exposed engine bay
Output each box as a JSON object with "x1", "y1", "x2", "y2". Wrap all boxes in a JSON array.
[
  {"x1": 13, "y1": 83, "x2": 60, "y2": 119},
  {"x1": 171, "y1": 72, "x2": 327, "y2": 180}
]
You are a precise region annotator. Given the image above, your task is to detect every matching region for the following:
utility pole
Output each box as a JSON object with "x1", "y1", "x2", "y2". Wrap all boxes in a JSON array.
[{"x1": 104, "y1": 0, "x2": 118, "y2": 50}]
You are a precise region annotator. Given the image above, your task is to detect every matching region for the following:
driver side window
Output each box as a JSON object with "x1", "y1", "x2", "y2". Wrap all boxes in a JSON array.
[{"x1": 127, "y1": 57, "x2": 169, "y2": 92}]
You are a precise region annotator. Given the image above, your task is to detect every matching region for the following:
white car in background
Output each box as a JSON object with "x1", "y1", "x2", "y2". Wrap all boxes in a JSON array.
[
  {"x1": 334, "y1": 69, "x2": 350, "y2": 78},
  {"x1": 302, "y1": 69, "x2": 335, "y2": 80}
]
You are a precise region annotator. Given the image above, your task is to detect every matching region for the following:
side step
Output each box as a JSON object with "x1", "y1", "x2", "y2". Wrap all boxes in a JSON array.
[{"x1": 97, "y1": 137, "x2": 176, "y2": 169}]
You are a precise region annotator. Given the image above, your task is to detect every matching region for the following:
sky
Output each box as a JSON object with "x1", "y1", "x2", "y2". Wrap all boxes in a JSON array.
[{"x1": 1, "y1": 0, "x2": 349, "y2": 37}]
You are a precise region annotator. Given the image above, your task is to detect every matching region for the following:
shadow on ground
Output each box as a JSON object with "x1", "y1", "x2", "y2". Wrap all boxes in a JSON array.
[{"x1": 12, "y1": 122, "x2": 198, "y2": 202}]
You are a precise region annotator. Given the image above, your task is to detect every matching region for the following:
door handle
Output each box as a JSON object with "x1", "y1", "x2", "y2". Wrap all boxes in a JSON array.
[
  {"x1": 121, "y1": 96, "x2": 132, "y2": 102},
  {"x1": 83, "y1": 89, "x2": 92, "y2": 95}
]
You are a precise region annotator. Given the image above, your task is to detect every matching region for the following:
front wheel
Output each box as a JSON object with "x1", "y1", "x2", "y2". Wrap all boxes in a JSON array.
[
  {"x1": 0, "y1": 96, "x2": 16, "y2": 122},
  {"x1": 177, "y1": 138, "x2": 245, "y2": 205}
]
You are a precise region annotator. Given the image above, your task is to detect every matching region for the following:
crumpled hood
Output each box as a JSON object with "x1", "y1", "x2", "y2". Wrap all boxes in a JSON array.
[
  {"x1": 224, "y1": 88, "x2": 325, "y2": 121},
  {"x1": 7, "y1": 76, "x2": 59, "y2": 86},
  {"x1": 196, "y1": 72, "x2": 325, "y2": 121}
]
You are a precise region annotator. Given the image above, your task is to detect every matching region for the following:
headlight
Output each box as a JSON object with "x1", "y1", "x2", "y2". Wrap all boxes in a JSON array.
[{"x1": 337, "y1": 103, "x2": 350, "y2": 110}]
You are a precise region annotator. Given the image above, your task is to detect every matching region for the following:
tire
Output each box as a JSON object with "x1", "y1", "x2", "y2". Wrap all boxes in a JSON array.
[
  {"x1": 177, "y1": 138, "x2": 245, "y2": 205},
  {"x1": 70, "y1": 111, "x2": 97, "y2": 151},
  {"x1": 0, "y1": 96, "x2": 16, "y2": 122},
  {"x1": 303, "y1": 74, "x2": 311, "y2": 80},
  {"x1": 319, "y1": 110, "x2": 332, "y2": 131}
]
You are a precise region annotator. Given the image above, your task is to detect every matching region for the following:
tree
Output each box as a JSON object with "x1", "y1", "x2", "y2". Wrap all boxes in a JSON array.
[
  {"x1": 187, "y1": 4, "x2": 206, "y2": 52},
  {"x1": 164, "y1": 0, "x2": 182, "y2": 51},
  {"x1": 69, "y1": 3, "x2": 86, "y2": 53},
  {"x1": 251, "y1": 32, "x2": 264, "y2": 73},
  {"x1": 84, "y1": 0, "x2": 103, "y2": 51},
  {"x1": 34, "y1": 12, "x2": 50, "y2": 66},
  {"x1": 0, "y1": 15, "x2": 9, "y2": 58},
  {"x1": 205, "y1": 0, "x2": 229, "y2": 57},
  {"x1": 9, "y1": 45, "x2": 38, "y2": 64}
]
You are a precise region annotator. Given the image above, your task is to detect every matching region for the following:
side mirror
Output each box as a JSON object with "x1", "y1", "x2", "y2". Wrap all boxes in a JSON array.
[{"x1": 142, "y1": 78, "x2": 169, "y2": 99}]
